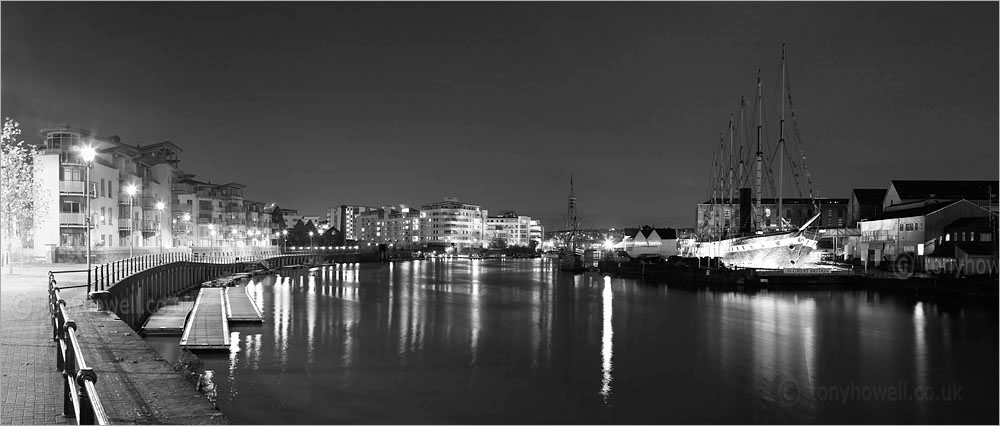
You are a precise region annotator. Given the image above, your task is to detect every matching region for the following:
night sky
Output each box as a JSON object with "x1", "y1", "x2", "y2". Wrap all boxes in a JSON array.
[{"x1": 3, "y1": 2, "x2": 997, "y2": 230}]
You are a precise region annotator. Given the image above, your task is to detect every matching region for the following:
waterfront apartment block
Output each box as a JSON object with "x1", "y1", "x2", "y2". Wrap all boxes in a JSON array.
[
  {"x1": 696, "y1": 197, "x2": 849, "y2": 239},
  {"x1": 357, "y1": 205, "x2": 422, "y2": 249},
  {"x1": 329, "y1": 205, "x2": 376, "y2": 242},
  {"x1": 31, "y1": 125, "x2": 276, "y2": 258},
  {"x1": 171, "y1": 176, "x2": 273, "y2": 247},
  {"x1": 529, "y1": 220, "x2": 544, "y2": 244},
  {"x1": 485, "y1": 211, "x2": 534, "y2": 246},
  {"x1": 32, "y1": 128, "x2": 178, "y2": 257},
  {"x1": 419, "y1": 198, "x2": 488, "y2": 250}
]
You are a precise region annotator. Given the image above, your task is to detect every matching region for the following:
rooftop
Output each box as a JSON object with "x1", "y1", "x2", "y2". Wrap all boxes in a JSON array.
[
  {"x1": 852, "y1": 188, "x2": 888, "y2": 204},
  {"x1": 891, "y1": 180, "x2": 998, "y2": 200}
]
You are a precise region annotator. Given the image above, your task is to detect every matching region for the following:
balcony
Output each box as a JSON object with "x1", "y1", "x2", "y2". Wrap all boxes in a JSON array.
[
  {"x1": 59, "y1": 212, "x2": 87, "y2": 226},
  {"x1": 171, "y1": 203, "x2": 192, "y2": 213},
  {"x1": 118, "y1": 218, "x2": 134, "y2": 231},
  {"x1": 140, "y1": 220, "x2": 157, "y2": 232},
  {"x1": 59, "y1": 180, "x2": 84, "y2": 195}
]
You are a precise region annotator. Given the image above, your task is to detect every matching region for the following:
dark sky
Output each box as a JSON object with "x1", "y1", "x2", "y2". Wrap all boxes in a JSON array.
[{"x1": 3, "y1": 2, "x2": 997, "y2": 230}]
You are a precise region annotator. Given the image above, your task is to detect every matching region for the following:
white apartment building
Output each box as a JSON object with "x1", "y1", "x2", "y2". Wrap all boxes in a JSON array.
[
  {"x1": 485, "y1": 211, "x2": 534, "y2": 246},
  {"x1": 172, "y1": 178, "x2": 272, "y2": 247},
  {"x1": 32, "y1": 128, "x2": 178, "y2": 257},
  {"x1": 420, "y1": 198, "x2": 487, "y2": 250},
  {"x1": 529, "y1": 219, "x2": 545, "y2": 244},
  {"x1": 357, "y1": 205, "x2": 422, "y2": 249}
]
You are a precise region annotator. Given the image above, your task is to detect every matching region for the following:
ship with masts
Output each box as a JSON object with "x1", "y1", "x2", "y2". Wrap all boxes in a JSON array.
[
  {"x1": 688, "y1": 45, "x2": 826, "y2": 269},
  {"x1": 558, "y1": 175, "x2": 585, "y2": 271}
]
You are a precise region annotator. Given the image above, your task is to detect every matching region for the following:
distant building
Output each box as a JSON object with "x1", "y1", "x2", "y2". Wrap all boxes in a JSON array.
[
  {"x1": 529, "y1": 219, "x2": 544, "y2": 244},
  {"x1": 883, "y1": 180, "x2": 998, "y2": 210},
  {"x1": 357, "y1": 205, "x2": 422, "y2": 249},
  {"x1": 847, "y1": 188, "x2": 888, "y2": 227},
  {"x1": 696, "y1": 197, "x2": 848, "y2": 239},
  {"x1": 419, "y1": 197, "x2": 487, "y2": 250},
  {"x1": 623, "y1": 226, "x2": 678, "y2": 258},
  {"x1": 855, "y1": 199, "x2": 992, "y2": 265},
  {"x1": 485, "y1": 211, "x2": 534, "y2": 247},
  {"x1": 925, "y1": 216, "x2": 997, "y2": 275},
  {"x1": 171, "y1": 178, "x2": 272, "y2": 247},
  {"x1": 330, "y1": 205, "x2": 376, "y2": 242}
]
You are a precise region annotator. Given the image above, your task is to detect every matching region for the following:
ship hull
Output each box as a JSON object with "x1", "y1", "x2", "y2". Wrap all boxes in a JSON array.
[
  {"x1": 558, "y1": 252, "x2": 584, "y2": 272},
  {"x1": 692, "y1": 231, "x2": 819, "y2": 269}
]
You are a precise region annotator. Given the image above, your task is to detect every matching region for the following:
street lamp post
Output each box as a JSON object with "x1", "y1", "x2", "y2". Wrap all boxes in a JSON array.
[
  {"x1": 183, "y1": 213, "x2": 191, "y2": 246},
  {"x1": 282, "y1": 229, "x2": 288, "y2": 252},
  {"x1": 126, "y1": 184, "x2": 137, "y2": 257},
  {"x1": 80, "y1": 145, "x2": 96, "y2": 294},
  {"x1": 309, "y1": 231, "x2": 314, "y2": 250},
  {"x1": 155, "y1": 201, "x2": 165, "y2": 253}
]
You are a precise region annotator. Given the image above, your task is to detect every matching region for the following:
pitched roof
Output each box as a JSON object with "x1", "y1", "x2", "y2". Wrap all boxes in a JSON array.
[
  {"x1": 891, "y1": 180, "x2": 998, "y2": 200},
  {"x1": 944, "y1": 217, "x2": 995, "y2": 232},
  {"x1": 929, "y1": 242, "x2": 997, "y2": 257},
  {"x1": 628, "y1": 226, "x2": 677, "y2": 240},
  {"x1": 873, "y1": 200, "x2": 960, "y2": 220},
  {"x1": 852, "y1": 188, "x2": 887, "y2": 204},
  {"x1": 701, "y1": 197, "x2": 848, "y2": 205}
]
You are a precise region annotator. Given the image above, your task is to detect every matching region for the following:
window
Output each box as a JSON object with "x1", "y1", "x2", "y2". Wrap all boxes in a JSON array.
[
  {"x1": 61, "y1": 200, "x2": 81, "y2": 213},
  {"x1": 899, "y1": 223, "x2": 904, "y2": 232},
  {"x1": 100, "y1": 179, "x2": 106, "y2": 197},
  {"x1": 62, "y1": 167, "x2": 83, "y2": 181},
  {"x1": 904, "y1": 223, "x2": 913, "y2": 231}
]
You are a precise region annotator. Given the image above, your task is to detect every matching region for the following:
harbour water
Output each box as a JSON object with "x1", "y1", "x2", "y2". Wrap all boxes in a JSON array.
[{"x1": 147, "y1": 258, "x2": 997, "y2": 424}]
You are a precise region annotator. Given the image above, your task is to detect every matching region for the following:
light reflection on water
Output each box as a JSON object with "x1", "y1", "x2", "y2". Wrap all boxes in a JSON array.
[{"x1": 164, "y1": 259, "x2": 997, "y2": 425}]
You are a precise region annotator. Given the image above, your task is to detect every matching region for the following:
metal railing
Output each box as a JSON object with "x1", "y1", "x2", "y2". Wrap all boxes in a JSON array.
[
  {"x1": 87, "y1": 250, "x2": 285, "y2": 293},
  {"x1": 60, "y1": 180, "x2": 85, "y2": 194},
  {"x1": 61, "y1": 213, "x2": 88, "y2": 226},
  {"x1": 48, "y1": 271, "x2": 111, "y2": 425}
]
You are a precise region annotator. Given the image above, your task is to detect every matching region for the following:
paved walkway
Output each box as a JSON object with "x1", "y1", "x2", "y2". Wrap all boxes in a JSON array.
[
  {"x1": 1, "y1": 264, "x2": 83, "y2": 425},
  {"x1": 1, "y1": 263, "x2": 230, "y2": 424}
]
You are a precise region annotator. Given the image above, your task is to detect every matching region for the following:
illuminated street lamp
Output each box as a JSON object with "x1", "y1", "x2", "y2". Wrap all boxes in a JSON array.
[
  {"x1": 282, "y1": 229, "x2": 288, "y2": 252},
  {"x1": 155, "y1": 201, "x2": 165, "y2": 253},
  {"x1": 79, "y1": 145, "x2": 96, "y2": 294},
  {"x1": 125, "y1": 183, "x2": 138, "y2": 257},
  {"x1": 309, "y1": 231, "x2": 315, "y2": 249}
]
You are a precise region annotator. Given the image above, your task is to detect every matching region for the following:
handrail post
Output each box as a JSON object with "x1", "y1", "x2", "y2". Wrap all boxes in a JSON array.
[
  {"x1": 62, "y1": 321, "x2": 77, "y2": 418},
  {"x1": 77, "y1": 368, "x2": 97, "y2": 425}
]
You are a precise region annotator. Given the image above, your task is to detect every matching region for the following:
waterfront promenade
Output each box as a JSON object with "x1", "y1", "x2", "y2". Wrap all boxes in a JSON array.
[{"x1": 1, "y1": 263, "x2": 229, "y2": 424}]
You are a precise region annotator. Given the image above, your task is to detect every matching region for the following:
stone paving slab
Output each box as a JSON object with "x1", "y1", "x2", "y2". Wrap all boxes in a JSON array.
[{"x1": 2, "y1": 263, "x2": 230, "y2": 424}]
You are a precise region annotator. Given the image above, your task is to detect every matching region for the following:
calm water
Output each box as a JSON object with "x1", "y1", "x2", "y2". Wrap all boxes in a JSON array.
[{"x1": 150, "y1": 258, "x2": 997, "y2": 424}]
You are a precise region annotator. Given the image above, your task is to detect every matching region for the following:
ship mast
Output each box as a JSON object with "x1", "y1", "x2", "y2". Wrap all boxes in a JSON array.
[
  {"x1": 566, "y1": 174, "x2": 578, "y2": 248},
  {"x1": 778, "y1": 44, "x2": 786, "y2": 231},
  {"x1": 737, "y1": 97, "x2": 746, "y2": 235},
  {"x1": 754, "y1": 69, "x2": 763, "y2": 230},
  {"x1": 728, "y1": 112, "x2": 734, "y2": 233}
]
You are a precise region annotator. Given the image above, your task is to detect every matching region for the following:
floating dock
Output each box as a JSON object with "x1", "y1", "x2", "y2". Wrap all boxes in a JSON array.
[
  {"x1": 180, "y1": 288, "x2": 230, "y2": 350},
  {"x1": 140, "y1": 301, "x2": 194, "y2": 336},
  {"x1": 225, "y1": 285, "x2": 263, "y2": 322}
]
